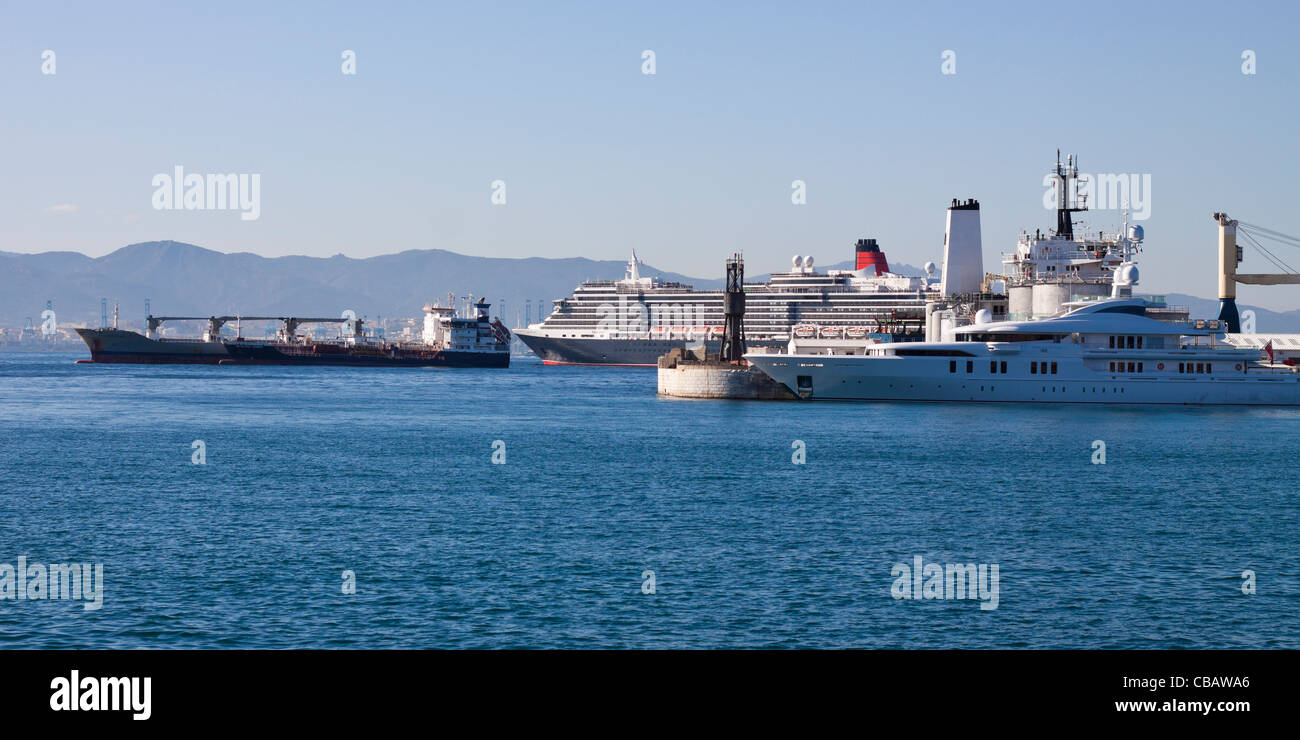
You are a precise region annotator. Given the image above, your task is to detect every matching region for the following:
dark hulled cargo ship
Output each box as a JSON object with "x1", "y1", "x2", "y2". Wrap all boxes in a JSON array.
[{"x1": 75, "y1": 300, "x2": 510, "y2": 368}]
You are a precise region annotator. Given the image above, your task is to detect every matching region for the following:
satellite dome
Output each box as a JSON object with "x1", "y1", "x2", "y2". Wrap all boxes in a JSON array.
[
  {"x1": 804, "y1": 255, "x2": 814, "y2": 269},
  {"x1": 974, "y1": 308, "x2": 993, "y2": 325},
  {"x1": 924, "y1": 261, "x2": 937, "y2": 275},
  {"x1": 1112, "y1": 262, "x2": 1139, "y2": 286},
  {"x1": 1128, "y1": 224, "x2": 1145, "y2": 242},
  {"x1": 791, "y1": 255, "x2": 803, "y2": 268}
]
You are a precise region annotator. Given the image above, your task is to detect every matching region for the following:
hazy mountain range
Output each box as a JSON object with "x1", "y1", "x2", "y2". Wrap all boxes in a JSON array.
[
  {"x1": 3, "y1": 241, "x2": 1299, "y2": 332},
  {"x1": 0, "y1": 241, "x2": 925, "y2": 329}
]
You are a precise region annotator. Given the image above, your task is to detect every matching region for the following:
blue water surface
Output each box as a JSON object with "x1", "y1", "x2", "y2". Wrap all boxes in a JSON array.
[{"x1": 0, "y1": 352, "x2": 1296, "y2": 648}]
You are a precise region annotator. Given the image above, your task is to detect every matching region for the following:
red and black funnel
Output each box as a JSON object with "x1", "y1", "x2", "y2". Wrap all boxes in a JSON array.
[{"x1": 855, "y1": 238, "x2": 890, "y2": 276}]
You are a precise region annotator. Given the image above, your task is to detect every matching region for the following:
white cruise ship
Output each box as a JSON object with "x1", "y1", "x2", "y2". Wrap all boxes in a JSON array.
[
  {"x1": 515, "y1": 240, "x2": 939, "y2": 366},
  {"x1": 746, "y1": 296, "x2": 1300, "y2": 405}
]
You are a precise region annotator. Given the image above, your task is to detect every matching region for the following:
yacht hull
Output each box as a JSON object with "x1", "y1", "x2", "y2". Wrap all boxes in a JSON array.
[{"x1": 748, "y1": 355, "x2": 1300, "y2": 405}]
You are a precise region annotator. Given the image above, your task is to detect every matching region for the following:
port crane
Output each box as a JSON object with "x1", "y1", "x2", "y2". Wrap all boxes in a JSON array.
[{"x1": 1214, "y1": 213, "x2": 1300, "y2": 331}]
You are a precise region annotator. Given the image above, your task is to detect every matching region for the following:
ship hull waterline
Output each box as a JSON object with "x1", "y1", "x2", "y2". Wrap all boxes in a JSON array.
[
  {"x1": 515, "y1": 330, "x2": 802, "y2": 367},
  {"x1": 223, "y1": 343, "x2": 510, "y2": 368}
]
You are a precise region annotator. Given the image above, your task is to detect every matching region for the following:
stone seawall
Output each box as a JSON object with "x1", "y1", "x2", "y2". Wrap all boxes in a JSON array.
[{"x1": 657, "y1": 361, "x2": 795, "y2": 400}]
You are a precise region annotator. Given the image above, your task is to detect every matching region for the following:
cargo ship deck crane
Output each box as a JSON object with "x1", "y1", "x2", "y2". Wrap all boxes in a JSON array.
[{"x1": 1214, "y1": 212, "x2": 1300, "y2": 331}]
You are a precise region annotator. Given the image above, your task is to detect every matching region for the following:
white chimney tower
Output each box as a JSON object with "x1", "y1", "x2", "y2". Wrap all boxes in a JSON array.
[{"x1": 941, "y1": 198, "x2": 983, "y2": 297}]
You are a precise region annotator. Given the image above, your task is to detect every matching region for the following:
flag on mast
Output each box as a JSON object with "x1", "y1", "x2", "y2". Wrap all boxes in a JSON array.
[{"x1": 1262, "y1": 340, "x2": 1274, "y2": 363}]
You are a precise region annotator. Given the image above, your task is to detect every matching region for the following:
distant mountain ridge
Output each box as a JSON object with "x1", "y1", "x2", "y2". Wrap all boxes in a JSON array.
[
  {"x1": 0, "y1": 241, "x2": 703, "y2": 328},
  {"x1": 2, "y1": 241, "x2": 1298, "y2": 331},
  {"x1": 0, "y1": 241, "x2": 928, "y2": 328}
]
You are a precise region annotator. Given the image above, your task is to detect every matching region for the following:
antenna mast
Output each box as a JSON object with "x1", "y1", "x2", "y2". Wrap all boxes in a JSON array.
[{"x1": 1053, "y1": 149, "x2": 1087, "y2": 240}]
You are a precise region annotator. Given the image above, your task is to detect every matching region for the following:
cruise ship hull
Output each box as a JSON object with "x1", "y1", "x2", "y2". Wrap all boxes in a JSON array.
[
  {"x1": 516, "y1": 330, "x2": 724, "y2": 366},
  {"x1": 748, "y1": 354, "x2": 1300, "y2": 405},
  {"x1": 75, "y1": 328, "x2": 231, "y2": 364}
]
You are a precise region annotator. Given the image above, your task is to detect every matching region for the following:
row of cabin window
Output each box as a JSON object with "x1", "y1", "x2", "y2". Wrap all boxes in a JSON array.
[
  {"x1": 1109, "y1": 335, "x2": 1143, "y2": 349},
  {"x1": 1106, "y1": 361, "x2": 1215, "y2": 374},
  {"x1": 941, "y1": 358, "x2": 1219, "y2": 376},
  {"x1": 945, "y1": 360, "x2": 1056, "y2": 374}
]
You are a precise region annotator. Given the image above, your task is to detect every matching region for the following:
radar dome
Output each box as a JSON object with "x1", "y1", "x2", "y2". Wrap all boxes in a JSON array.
[
  {"x1": 1128, "y1": 224, "x2": 1144, "y2": 242},
  {"x1": 804, "y1": 255, "x2": 814, "y2": 269},
  {"x1": 924, "y1": 261, "x2": 937, "y2": 276},
  {"x1": 974, "y1": 308, "x2": 993, "y2": 325},
  {"x1": 1113, "y1": 262, "x2": 1140, "y2": 286},
  {"x1": 791, "y1": 255, "x2": 803, "y2": 268}
]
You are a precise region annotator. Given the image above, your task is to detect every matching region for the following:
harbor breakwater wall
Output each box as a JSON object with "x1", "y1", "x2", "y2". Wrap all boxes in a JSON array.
[{"x1": 656, "y1": 348, "x2": 795, "y2": 400}]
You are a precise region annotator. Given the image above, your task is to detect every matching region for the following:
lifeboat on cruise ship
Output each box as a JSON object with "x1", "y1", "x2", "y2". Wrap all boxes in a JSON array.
[
  {"x1": 844, "y1": 326, "x2": 870, "y2": 339},
  {"x1": 792, "y1": 324, "x2": 818, "y2": 339},
  {"x1": 819, "y1": 326, "x2": 842, "y2": 339}
]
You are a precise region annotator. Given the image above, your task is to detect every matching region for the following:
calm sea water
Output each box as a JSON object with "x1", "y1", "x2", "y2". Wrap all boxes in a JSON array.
[{"x1": 0, "y1": 351, "x2": 1296, "y2": 649}]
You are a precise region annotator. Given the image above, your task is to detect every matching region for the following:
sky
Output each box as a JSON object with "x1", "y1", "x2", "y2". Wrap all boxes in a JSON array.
[{"x1": 2, "y1": 0, "x2": 1299, "y2": 309}]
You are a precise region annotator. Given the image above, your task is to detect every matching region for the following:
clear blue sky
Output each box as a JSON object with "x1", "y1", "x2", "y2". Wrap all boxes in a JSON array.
[{"x1": 3, "y1": 0, "x2": 1299, "y2": 309}]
